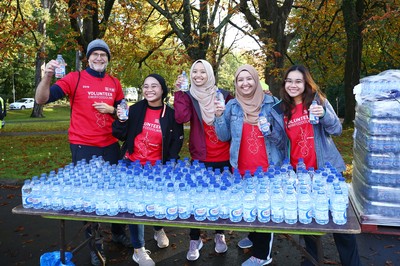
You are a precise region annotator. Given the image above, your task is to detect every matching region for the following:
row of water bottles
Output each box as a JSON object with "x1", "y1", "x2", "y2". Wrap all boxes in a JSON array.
[{"x1": 21, "y1": 156, "x2": 348, "y2": 225}]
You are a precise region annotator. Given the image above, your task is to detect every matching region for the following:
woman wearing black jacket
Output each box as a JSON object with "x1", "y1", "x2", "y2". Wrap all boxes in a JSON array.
[{"x1": 112, "y1": 74, "x2": 183, "y2": 266}]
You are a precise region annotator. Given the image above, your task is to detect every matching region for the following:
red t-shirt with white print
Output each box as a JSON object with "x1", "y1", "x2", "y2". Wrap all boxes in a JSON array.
[
  {"x1": 127, "y1": 108, "x2": 163, "y2": 165},
  {"x1": 56, "y1": 71, "x2": 124, "y2": 147},
  {"x1": 284, "y1": 103, "x2": 317, "y2": 170},
  {"x1": 237, "y1": 123, "x2": 269, "y2": 175}
]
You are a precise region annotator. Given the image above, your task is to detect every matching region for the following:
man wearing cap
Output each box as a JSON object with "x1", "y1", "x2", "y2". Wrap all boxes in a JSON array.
[{"x1": 35, "y1": 39, "x2": 130, "y2": 266}]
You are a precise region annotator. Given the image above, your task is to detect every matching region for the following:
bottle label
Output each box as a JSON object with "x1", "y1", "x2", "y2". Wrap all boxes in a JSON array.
[
  {"x1": 166, "y1": 206, "x2": 178, "y2": 215},
  {"x1": 194, "y1": 207, "x2": 206, "y2": 216}
]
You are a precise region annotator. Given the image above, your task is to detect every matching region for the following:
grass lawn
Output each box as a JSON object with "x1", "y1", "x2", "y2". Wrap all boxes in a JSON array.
[{"x1": 0, "y1": 105, "x2": 354, "y2": 181}]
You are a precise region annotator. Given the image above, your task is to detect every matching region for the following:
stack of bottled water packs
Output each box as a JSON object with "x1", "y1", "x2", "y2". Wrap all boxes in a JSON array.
[
  {"x1": 21, "y1": 156, "x2": 348, "y2": 225},
  {"x1": 351, "y1": 70, "x2": 400, "y2": 226}
]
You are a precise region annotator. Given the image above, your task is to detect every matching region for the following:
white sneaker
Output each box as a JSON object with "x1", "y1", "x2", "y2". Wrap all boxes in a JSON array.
[
  {"x1": 132, "y1": 247, "x2": 155, "y2": 266},
  {"x1": 214, "y1": 233, "x2": 228, "y2": 253},
  {"x1": 186, "y1": 239, "x2": 203, "y2": 261},
  {"x1": 154, "y1": 228, "x2": 169, "y2": 248}
]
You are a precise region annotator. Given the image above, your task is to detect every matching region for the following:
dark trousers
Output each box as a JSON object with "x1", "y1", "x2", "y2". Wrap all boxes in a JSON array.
[
  {"x1": 248, "y1": 232, "x2": 274, "y2": 260},
  {"x1": 70, "y1": 142, "x2": 127, "y2": 238},
  {"x1": 302, "y1": 234, "x2": 362, "y2": 266},
  {"x1": 189, "y1": 160, "x2": 231, "y2": 239}
]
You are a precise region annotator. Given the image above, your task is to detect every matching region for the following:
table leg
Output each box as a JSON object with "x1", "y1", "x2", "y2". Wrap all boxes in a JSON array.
[{"x1": 60, "y1": 220, "x2": 66, "y2": 264}]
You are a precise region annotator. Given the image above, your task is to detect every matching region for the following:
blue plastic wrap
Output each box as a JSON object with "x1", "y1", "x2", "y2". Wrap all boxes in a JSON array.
[
  {"x1": 353, "y1": 128, "x2": 400, "y2": 153},
  {"x1": 40, "y1": 251, "x2": 74, "y2": 266},
  {"x1": 353, "y1": 140, "x2": 400, "y2": 170},
  {"x1": 352, "y1": 166, "x2": 400, "y2": 204},
  {"x1": 353, "y1": 157, "x2": 400, "y2": 188}
]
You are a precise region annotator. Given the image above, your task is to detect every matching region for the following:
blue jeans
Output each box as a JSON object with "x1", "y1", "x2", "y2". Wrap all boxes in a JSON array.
[{"x1": 129, "y1": 225, "x2": 163, "y2": 249}]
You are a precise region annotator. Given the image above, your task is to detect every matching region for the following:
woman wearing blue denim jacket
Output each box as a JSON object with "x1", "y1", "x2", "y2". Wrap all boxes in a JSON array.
[
  {"x1": 214, "y1": 65, "x2": 285, "y2": 266},
  {"x1": 269, "y1": 65, "x2": 361, "y2": 266}
]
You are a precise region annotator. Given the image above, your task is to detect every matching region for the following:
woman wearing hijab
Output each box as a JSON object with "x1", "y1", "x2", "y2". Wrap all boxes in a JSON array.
[
  {"x1": 214, "y1": 65, "x2": 285, "y2": 266},
  {"x1": 174, "y1": 59, "x2": 233, "y2": 261}
]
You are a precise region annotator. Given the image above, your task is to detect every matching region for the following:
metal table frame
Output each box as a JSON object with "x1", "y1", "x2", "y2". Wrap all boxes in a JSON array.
[{"x1": 12, "y1": 204, "x2": 361, "y2": 265}]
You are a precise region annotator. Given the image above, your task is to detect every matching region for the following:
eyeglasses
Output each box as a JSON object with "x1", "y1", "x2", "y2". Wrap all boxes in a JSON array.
[
  {"x1": 91, "y1": 52, "x2": 108, "y2": 59},
  {"x1": 285, "y1": 79, "x2": 304, "y2": 85}
]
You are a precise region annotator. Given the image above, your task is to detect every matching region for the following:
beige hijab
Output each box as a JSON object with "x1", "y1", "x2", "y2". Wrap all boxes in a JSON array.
[
  {"x1": 235, "y1": 65, "x2": 264, "y2": 125},
  {"x1": 189, "y1": 60, "x2": 218, "y2": 125}
]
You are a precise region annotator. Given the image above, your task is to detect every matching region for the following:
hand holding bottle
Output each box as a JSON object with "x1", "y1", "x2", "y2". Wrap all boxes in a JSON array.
[
  {"x1": 117, "y1": 99, "x2": 129, "y2": 121},
  {"x1": 309, "y1": 100, "x2": 325, "y2": 124}
]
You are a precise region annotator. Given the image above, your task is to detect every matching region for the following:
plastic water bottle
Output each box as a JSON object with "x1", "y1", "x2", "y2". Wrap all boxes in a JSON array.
[
  {"x1": 118, "y1": 99, "x2": 129, "y2": 121},
  {"x1": 258, "y1": 113, "x2": 271, "y2": 135},
  {"x1": 180, "y1": 71, "x2": 189, "y2": 91},
  {"x1": 331, "y1": 190, "x2": 347, "y2": 225},
  {"x1": 314, "y1": 190, "x2": 329, "y2": 225},
  {"x1": 242, "y1": 187, "x2": 257, "y2": 222},
  {"x1": 49, "y1": 180, "x2": 62, "y2": 211},
  {"x1": 298, "y1": 189, "x2": 313, "y2": 224},
  {"x1": 117, "y1": 182, "x2": 127, "y2": 213},
  {"x1": 71, "y1": 181, "x2": 83, "y2": 212},
  {"x1": 105, "y1": 184, "x2": 119, "y2": 216},
  {"x1": 165, "y1": 183, "x2": 178, "y2": 220},
  {"x1": 154, "y1": 186, "x2": 166, "y2": 219},
  {"x1": 206, "y1": 185, "x2": 219, "y2": 221},
  {"x1": 271, "y1": 187, "x2": 284, "y2": 223},
  {"x1": 216, "y1": 89, "x2": 225, "y2": 108},
  {"x1": 62, "y1": 181, "x2": 74, "y2": 211},
  {"x1": 41, "y1": 180, "x2": 52, "y2": 210},
  {"x1": 257, "y1": 187, "x2": 271, "y2": 223},
  {"x1": 21, "y1": 179, "x2": 33, "y2": 209},
  {"x1": 193, "y1": 184, "x2": 207, "y2": 221},
  {"x1": 229, "y1": 188, "x2": 243, "y2": 223},
  {"x1": 55, "y1": 54, "x2": 66, "y2": 79},
  {"x1": 219, "y1": 186, "x2": 230, "y2": 219},
  {"x1": 134, "y1": 184, "x2": 146, "y2": 217},
  {"x1": 309, "y1": 100, "x2": 319, "y2": 124},
  {"x1": 177, "y1": 183, "x2": 191, "y2": 219},
  {"x1": 144, "y1": 185, "x2": 155, "y2": 217},
  {"x1": 30, "y1": 179, "x2": 43, "y2": 209},
  {"x1": 82, "y1": 183, "x2": 95, "y2": 213},
  {"x1": 284, "y1": 187, "x2": 298, "y2": 224},
  {"x1": 126, "y1": 183, "x2": 136, "y2": 214},
  {"x1": 95, "y1": 183, "x2": 107, "y2": 216},
  {"x1": 296, "y1": 158, "x2": 306, "y2": 172}
]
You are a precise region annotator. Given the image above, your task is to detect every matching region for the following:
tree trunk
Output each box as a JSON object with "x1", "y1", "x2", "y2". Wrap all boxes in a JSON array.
[
  {"x1": 31, "y1": 0, "x2": 50, "y2": 118},
  {"x1": 342, "y1": 0, "x2": 364, "y2": 126}
]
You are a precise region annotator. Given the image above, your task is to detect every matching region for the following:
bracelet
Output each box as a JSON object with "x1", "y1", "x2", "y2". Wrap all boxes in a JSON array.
[{"x1": 112, "y1": 108, "x2": 117, "y2": 115}]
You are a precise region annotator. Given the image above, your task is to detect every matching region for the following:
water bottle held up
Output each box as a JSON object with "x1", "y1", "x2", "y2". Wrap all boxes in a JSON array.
[
  {"x1": 55, "y1": 54, "x2": 66, "y2": 79},
  {"x1": 180, "y1": 71, "x2": 189, "y2": 91},
  {"x1": 216, "y1": 89, "x2": 225, "y2": 108},
  {"x1": 309, "y1": 100, "x2": 319, "y2": 124},
  {"x1": 258, "y1": 113, "x2": 271, "y2": 135},
  {"x1": 118, "y1": 99, "x2": 129, "y2": 121}
]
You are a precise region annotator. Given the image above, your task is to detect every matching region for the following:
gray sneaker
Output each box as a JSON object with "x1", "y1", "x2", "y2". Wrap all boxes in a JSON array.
[
  {"x1": 238, "y1": 237, "x2": 253, "y2": 249},
  {"x1": 153, "y1": 228, "x2": 169, "y2": 248},
  {"x1": 214, "y1": 233, "x2": 228, "y2": 253},
  {"x1": 186, "y1": 239, "x2": 203, "y2": 261},
  {"x1": 132, "y1": 247, "x2": 155, "y2": 266}
]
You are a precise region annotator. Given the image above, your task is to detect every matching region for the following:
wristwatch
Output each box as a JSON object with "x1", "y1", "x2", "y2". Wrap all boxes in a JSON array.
[{"x1": 112, "y1": 108, "x2": 117, "y2": 115}]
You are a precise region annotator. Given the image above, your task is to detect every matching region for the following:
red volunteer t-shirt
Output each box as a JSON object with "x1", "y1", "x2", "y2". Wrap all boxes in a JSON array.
[
  {"x1": 56, "y1": 71, "x2": 124, "y2": 147},
  {"x1": 203, "y1": 121, "x2": 230, "y2": 162},
  {"x1": 127, "y1": 108, "x2": 163, "y2": 165},
  {"x1": 237, "y1": 123, "x2": 269, "y2": 175},
  {"x1": 284, "y1": 103, "x2": 317, "y2": 169}
]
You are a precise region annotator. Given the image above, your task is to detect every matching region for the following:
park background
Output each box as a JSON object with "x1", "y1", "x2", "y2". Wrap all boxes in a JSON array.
[{"x1": 0, "y1": 2, "x2": 399, "y2": 265}]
